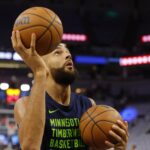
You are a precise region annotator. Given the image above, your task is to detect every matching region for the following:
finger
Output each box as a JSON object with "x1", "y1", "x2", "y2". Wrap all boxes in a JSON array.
[
  {"x1": 109, "y1": 130, "x2": 123, "y2": 143},
  {"x1": 124, "y1": 121, "x2": 129, "y2": 136},
  {"x1": 16, "y1": 30, "x2": 26, "y2": 51},
  {"x1": 30, "y1": 33, "x2": 37, "y2": 54},
  {"x1": 117, "y1": 120, "x2": 129, "y2": 137},
  {"x1": 124, "y1": 121, "x2": 128, "y2": 128},
  {"x1": 112, "y1": 124, "x2": 127, "y2": 142},
  {"x1": 105, "y1": 140, "x2": 115, "y2": 148},
  {"x1": 11, "y1": 31, "x2": 17, "y2": 49}
]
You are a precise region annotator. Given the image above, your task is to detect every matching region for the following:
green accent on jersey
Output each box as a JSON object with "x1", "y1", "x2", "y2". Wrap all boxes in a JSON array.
[{"x1": 49, "y1": 109, "x2": 59, "y2": 114}]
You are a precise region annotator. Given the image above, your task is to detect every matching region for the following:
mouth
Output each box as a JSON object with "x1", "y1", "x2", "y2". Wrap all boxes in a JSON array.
[
  {"x1": 64, "y1": 61, "x2": 74, "y2": 70},
  {"x1": 65, "y1": 61, "x2": 73, "y2": 67}
]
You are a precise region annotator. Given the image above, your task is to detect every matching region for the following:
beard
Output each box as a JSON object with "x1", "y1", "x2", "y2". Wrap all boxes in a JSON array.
[{"x1": 50, "y1": 66, "x2": 77, "y2": 85}]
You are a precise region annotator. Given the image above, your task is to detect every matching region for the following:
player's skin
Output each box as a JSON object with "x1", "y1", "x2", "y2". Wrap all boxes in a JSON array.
[{"x1": 11, "y1": 30, "x2": 128, "y2": 150}]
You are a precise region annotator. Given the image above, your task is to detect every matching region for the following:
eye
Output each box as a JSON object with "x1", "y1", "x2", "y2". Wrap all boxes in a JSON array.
[{"x1": 54, "y1": 50, "x2": 61, "y2": 55}]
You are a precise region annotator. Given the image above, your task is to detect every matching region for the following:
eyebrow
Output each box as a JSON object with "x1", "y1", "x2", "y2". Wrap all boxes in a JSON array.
[{"x1": 58, "y1": 44, "x2": 65, "y2": 48}]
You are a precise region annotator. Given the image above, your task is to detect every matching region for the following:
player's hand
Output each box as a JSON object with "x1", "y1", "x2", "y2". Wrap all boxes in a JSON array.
[
  {"x1": 105, "y1": 120, "x2": 129, "y2": 150},
  {"x1": 11, "y1": 30, "x2": 49, "y2": 76}
]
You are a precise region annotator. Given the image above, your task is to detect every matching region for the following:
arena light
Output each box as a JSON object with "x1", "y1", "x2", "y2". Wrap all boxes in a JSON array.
[
  {"x1": 0, "y1": 52, "x2": 12, "y2": 59},
  {"x1": 6, "y1": 88, "x2": 20, "y2": 96},
  {"x1": 13, "y1": 52, "x2": 22, "y2": 61},
  {"x1": 141, "y1": 35, "x2": 150, "y2": 43},
  {"x1": 11, "y1": 134, "x2": 19, "y2": 146},
  {"x1": 120, "y1": 106, "x2": 138, "y2": 122},
  {"x1": 120, "y1": 55, "x2": 150, "y2": 66},
  {"x1": 20, "y1": 84, "x2": 30, "y2": 91},
  {"x1": 62, "y1": 33, "x2": 87, "y2": 42},
  {"x1": 75, "y1": 56, "x2": 107, "y2": 64},
  {"x1": 75, "y1": 55, "x2": 119, "y2": 64},
  {"x1": 0, "y1": 83, "x2": 9, "y2": 90},
  {"x1": 6, "y1": 88, "x2": 20, "y2": 103},
  {"x1": 0, "y1": 52, "x2": 23, "y2": 61},
  {"x1": 0, "y1": 134, "x2": 8, "y2": 145}
]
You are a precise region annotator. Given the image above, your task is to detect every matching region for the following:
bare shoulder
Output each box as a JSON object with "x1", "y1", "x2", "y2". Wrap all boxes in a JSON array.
[
  {"x1": 14, "y1": 96, "x2": 29, "y2": 126},
  {"x1": 88, "y1": 98, "x2": 96, "y2": 106}
]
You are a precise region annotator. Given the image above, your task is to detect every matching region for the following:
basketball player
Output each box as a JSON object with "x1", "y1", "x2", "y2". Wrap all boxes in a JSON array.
[{"x1": 11, "y1": 30, "x2": 128, "y2": 150}]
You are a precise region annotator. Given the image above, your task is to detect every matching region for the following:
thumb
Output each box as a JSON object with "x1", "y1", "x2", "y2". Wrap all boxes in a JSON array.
[{"x1": 30, "y1": 33, "x2": 37, "y2": 54}]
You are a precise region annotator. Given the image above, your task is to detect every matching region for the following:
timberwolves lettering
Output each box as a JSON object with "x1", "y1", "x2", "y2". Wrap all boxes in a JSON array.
[
  {"x1": 49, "y1": 118, "x2": 86, "y2": 149},
  {"x1": 15, "y1": 16, "x2": 30, "y2": 26}
]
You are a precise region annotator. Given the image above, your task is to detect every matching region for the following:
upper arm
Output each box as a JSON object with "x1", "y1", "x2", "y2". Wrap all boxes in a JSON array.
[{"x1": 14, "y1": 96, "x2": 29, "y2": 126}]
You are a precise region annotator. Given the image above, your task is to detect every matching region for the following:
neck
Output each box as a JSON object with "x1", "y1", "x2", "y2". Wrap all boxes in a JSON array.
[{"x1": 46, "y1": 75, "x2": 71, "y2": 106}]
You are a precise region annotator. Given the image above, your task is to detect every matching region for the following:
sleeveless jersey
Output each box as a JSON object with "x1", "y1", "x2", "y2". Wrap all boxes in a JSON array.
[{"x1": 41, "y1": 92, "x2": 92, "y2": 150}]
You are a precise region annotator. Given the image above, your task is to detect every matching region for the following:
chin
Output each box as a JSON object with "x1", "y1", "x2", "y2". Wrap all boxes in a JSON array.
[{"x1": 65, "y1": 67, "x2": 74, "y2": 72}]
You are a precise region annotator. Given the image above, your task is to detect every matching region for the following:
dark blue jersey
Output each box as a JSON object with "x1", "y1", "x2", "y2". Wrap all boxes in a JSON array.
[{"x1": 41, "y1": 92, "x2": 92, "y2": 150}]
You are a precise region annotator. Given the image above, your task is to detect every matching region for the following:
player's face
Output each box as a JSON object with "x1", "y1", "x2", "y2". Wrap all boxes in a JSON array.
[
  {"x1": 43, "y1": 43, "x2": 77, "y2": 85},
  {"x1": 49, "y1": 43, "x2": 74, "y2": 70}
]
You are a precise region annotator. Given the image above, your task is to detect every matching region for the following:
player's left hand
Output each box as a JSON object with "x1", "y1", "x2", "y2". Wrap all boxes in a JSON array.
[{"x1": 105, "y1": 120, "x2": 129, "y2": 150}]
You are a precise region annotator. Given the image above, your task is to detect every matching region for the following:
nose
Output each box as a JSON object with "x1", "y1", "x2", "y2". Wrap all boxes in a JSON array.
[{"x1": 65, "y1": 52, "x2": 72, "y2": 60}]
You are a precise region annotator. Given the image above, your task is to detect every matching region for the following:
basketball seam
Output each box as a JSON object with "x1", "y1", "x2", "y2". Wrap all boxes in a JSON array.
[
  {"x1": 37, "y1": 14, "x2": 56, "y2": 42},
  {"x1": 42, "y1": 8, "x2": 53, "y2": 19},
  {"x1": 92, "y1": 109, "x2": 116, "y2": 119},
  {"x1": 19, "y1": 25, "x2": 52, "y2": 54},
  {"x1": 90, "y1": 109, "x2": 119, "y2": 136},
  {"x1": 95, "y1": 120, "x2": 118, "y2": 124},
  {"x1": 91, "y1": 123, "x2": 98, "y2": 148},
  {"x1": 43, "y1": 8, "x2": 62, "y2": 25},
  {"x1": 80, "y1": 109, "x2": 118, "y2": 131},
  {"x1": 47, "y1": 29, "x2": 52, "y2": 52},
  {"x1": 80, "y1": 106, "x2": 98, "y2": 123},
  {"x1": 54, "y1": 20, "x2": 62, "y2": 25},
  {"x1": 80, "y1": 107, "x2": 120, "y2": 148},
  {"x1": 86, "y1": 111, "x2": 107, "y2": 137},
  {"x1": 96, "y1": 121, "x2": 119, "y2": 144},
  {"x1": 81, "y1": 109, "x2": 119, "y2": 146},
  {"x1": 21, "y1": 13, "x2": 50, "y2": 24},
  {"x1": 90, "y1": 112, "x2": 120, "y2": 145},
  {"x1": 51, "y1": 23, "x2": 62, "y2": 41},
  {"x1": 17, "y1": 10, "x2": 61, "y2": 52},
  {"x1": 37, "y1": 29, "x2": 52, "y2": 54},
  {"x1": 42, "y1": 8, "x2": 62, "y2": 42},
  {"x1": 81, "y1": 115, "x2": 92, "y2": 139},
  {"x1": 18, "y1": 25, "x2": 49, "y2": 31},
  {"x1": 80, "y1": 107, "x2": 101, "y2": 141}
]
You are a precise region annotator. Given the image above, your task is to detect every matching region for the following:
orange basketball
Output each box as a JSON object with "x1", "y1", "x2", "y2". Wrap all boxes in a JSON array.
[
  {"x1": 13, "y1": 6, "x2": 63, "y2": 55},
  {"x1": 80, "y1": 105, "x2": 123, "y2": 149}
]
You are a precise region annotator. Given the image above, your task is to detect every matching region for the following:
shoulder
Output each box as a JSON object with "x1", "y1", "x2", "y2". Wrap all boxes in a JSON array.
[
  {"x1": 14, "y1": 96, "x2": 29, "y2": 125},
  {"x1": 72, "y1": 92, "x2": 96, "y2": 106}
]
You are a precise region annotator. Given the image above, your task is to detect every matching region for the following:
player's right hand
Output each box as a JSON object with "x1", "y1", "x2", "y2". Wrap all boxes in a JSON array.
[{"x1": 11, "y1": 30, "x2": 49, "y2": 76}]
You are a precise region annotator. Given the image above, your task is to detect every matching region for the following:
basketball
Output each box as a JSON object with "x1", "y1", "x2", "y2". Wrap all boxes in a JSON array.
[
  {"x1": 13, "y1": 6, "x2": 63, "y2": 55},
  {"x1": 79, "y1": 105, "x2": 123, "y2": 149}
]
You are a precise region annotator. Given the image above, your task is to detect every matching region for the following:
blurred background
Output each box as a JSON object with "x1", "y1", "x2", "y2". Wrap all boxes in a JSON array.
[{"x1": 0, "y1": 0, "x2": 150, "y2": 149}]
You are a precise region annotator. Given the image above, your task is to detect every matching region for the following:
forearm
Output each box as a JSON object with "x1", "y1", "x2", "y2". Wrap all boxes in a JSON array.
[{"x1": 19, "y1": 72, "x2": 47, "y2": 149}]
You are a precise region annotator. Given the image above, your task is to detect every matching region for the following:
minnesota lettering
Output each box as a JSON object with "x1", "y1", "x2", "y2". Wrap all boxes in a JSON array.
[{"x1": 49, "y1": 118, "x2": 86, "y2": 149}]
